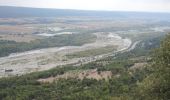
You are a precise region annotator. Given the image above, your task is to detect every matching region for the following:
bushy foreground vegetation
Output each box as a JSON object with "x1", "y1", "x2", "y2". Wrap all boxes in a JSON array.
[
  {"x1": 0, "y1": 34, "x2": 169, "y2": 100},
  {"x1": 0, "y1": 33, "x2": 96, "y2": 57},
  {"x1": 0, "y1": 58, "x2": 146, "y2": 100}
]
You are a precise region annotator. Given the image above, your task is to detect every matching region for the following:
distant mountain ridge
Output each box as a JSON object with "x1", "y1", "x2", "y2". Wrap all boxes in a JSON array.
[{"x1": 0, "y1": 6, "x2": 170, "y2": 20}]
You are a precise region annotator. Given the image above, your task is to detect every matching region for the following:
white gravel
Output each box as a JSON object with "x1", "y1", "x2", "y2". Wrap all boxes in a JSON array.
[{"x1": 0, "y1": 32, "x2": 132, "y2": 77}]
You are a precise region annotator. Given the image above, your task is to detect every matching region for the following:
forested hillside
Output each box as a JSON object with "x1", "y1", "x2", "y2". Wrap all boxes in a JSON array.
[
  {"x1": 0, "y1": 34, "x2": 169, "y2": 99},
  {"x1": 136, "y1": 34, "x2": 170, "y2": 100}
]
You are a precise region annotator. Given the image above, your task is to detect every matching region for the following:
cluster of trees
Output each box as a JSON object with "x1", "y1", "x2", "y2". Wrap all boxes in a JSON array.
[
  {"x1": 0, "y1": 34, "x2": 169, "y2": 99},
  {"x1": 136, "y1": 34, "x2": 170, "y2": 100},
  {"x1": 0, "y1": 33, "x2": 96, "y2": 57},
  {"x1": 0, "y1": 48, "x2": 145, "y2": 100},
  {"x1": 0, "y1": 69, "x2": 139, "y2": 100}
]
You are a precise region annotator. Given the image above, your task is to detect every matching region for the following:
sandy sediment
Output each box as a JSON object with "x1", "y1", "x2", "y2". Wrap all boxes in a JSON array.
[{"x1": 0, "y1": 32, "x2": 132, "y2": 77}]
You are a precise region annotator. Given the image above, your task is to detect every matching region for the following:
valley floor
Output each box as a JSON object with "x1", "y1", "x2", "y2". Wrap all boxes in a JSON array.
[{"x1": 0, "y1": 32, "x2": 132, "y2": 77}]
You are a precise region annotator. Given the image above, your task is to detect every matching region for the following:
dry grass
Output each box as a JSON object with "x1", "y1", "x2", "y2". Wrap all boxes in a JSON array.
[
  {"x1": 0, "y1": 34, "x2": 42, "y2": 42},
  {"x1": 0, "y1": 25, "x2": 35, "y2": 33},
  {"x1": 66, "y1": 46, "x2": 117, "y2": 58},
  {"x1": 129, "y1": 62, "x2": 147, "y2": 70},
  {"x1": 37, "y1": 69, "x2": 112, "y2": 83}
]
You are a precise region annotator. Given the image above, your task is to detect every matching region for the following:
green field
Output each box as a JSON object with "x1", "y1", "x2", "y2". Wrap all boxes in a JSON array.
[{"x1": 66, "y1": 46, "x2": 118, "y2": 58}]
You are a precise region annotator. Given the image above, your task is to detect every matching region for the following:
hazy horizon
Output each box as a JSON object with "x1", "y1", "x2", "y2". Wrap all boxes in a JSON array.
[{"x1": 0, "y1": 0, "x2": 170, "y2": 13}]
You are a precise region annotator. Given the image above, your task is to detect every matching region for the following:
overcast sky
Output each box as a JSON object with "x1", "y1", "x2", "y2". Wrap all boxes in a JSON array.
[{"x1": 0, "y1": 0, "x2": 170, "y2": 12}]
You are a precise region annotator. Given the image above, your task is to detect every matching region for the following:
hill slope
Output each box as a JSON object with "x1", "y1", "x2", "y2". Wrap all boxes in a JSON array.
[
  {"x1": 0, "y1": 33, "x2": 169, "y2": 100},
  {"x1": 0, "y1": 6, "x2": 170, "y2": 20}
]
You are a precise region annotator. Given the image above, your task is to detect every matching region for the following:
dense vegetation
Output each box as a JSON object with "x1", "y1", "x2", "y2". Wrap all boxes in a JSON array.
[
  {"x1": 0, "y1": 35, "x2": 170, "y2": 100},
  {"x1": 0, "y1": 34, "x2": 169, "y2": 100},
  {"x1": 0, "y1": 57, "x2": 145, "y2": 100},
  {"x1": 0, "y1": 33, "x2": 96, "y2": 57},
  {"x1": 136, "y1": 34, "x2": 170, "y2": 100}
]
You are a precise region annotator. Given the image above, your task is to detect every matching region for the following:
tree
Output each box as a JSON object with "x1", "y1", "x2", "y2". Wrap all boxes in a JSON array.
[{"x1": 137, "y1": 33, "x2": 170, "y2": 100}]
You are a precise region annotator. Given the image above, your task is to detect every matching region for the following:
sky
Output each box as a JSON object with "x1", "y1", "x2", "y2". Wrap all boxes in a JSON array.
[{"x1": 0, "y1": 0, "x2": 170, "y2": 12}]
